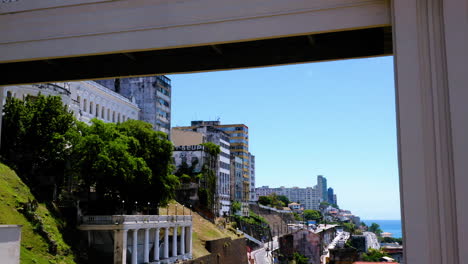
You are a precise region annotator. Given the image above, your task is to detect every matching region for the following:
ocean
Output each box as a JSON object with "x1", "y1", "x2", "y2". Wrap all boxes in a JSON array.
[{"x1": 362, "y1": 220, "x2": 402, "y2": 238}]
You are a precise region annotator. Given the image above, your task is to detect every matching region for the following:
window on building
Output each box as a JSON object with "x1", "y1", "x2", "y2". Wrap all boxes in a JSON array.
[
  {"x1": 6, "y1": 91, "x2": 12, "y2": 98},
  {"x1": 90, "y1": 102, "x2": 94, "y2": 114},
  {"x1": 77, "y1": 96, "x2": 81, "y2": 107},
  {"x1": 101, "y1": 108, "x2": 105, "y2": 119},
  {"x1": 95, "y1": 104, "x2": 99, "y2": 117},
  {"x1": 107, "y1": 109, "x2": 110, "y2": 120},
  {"x1": 83, "y1": 99, "x2": 88, "y2": 112},
  {"x1": 112, "y1": 111, "x2": 115, "y2": 122}
]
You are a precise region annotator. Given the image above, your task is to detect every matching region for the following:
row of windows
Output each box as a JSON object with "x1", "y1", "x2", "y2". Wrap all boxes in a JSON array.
[
  {"x1": 230, "y1": 138, "x2": 248, "y2": 144},
  {"x1": 78, "y1": 96, "x2": 131, "y2": 123},
  {"x1": 219, "y1": 161, "x2": 230, "y2": 170},
  {"x1": 158, "y1": 98, "x2": 170, "y2": 107},
  {"x1": 220, "y1": 152, "x2": 230, "y2": 159},
  {"x1": 156, "y1": 120, "x2": 170, "y2": 129},
  {"x1": 157, "y1": 86, "x2": 170, "y2": 96},
  {"x1": 157, "y1": 109, "x2": 170, "y2": 119},
  {"x1": 220, "y1": 142, "x2": 229, "y2": 149},
  {"x1": 231, "y1": 145, "x2": 248, "y2": 150},
  {"x1": 229, "y1": 132, "x2": 248, "y2": 138},
  {"x1": 219, "y1": 126, "x2": 248, "y2": 132}
]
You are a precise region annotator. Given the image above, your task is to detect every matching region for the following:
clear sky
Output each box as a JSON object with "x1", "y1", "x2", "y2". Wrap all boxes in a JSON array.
[{"x1": 168, "y1": 56, "x2": 401, "y2": 220}]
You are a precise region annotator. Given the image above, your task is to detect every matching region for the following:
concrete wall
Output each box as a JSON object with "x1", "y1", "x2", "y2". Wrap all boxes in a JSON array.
[
  {"x1": 0, "y1": 0, "x2": 390, "y2": 63},
  {"x1": 172, "y1": 130, "x2": 204, "y2": 146},
  {"x1": 0, "y1": 225, "x2": 21, "y2": 264},
  {"x1": 184, "y1": 237, "x2": 248, "y2": 264}
]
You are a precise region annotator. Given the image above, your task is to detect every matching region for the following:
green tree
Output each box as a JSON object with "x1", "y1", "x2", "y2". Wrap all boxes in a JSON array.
[
  {"x1": 0, "y1": 95, "x2": 76, "y2": 200},
  {"x1": 258, "y1": 196, "x2": 272, "y2": 206},
  {"x1": 232, "y1": 201, "x2": 241, "y2": 214},
  {"x1": 118, "y1": 120, "x2": 179, "y2": 207},
  {"x1": 369, "y1": 223, "x2": 383, "y2": 236},
  {"x1": 303, "y1": 209, "x2": 321, "y2": 221},
  {"x1": 72, "y1": 119, "x2": 179, "y2": 213},
  {"x1": 277, "y1": 195, "x2": 290, "y2": 206},
  {"x1": 269, "y1": 193, "x2": 285, "y2": 209},
  {"x1": 342, "y1": 222, "x2": 357, "y2": 235},
  {"x1": 293, "y1": 252, "x2": 309, "y2": 264},
  {"x1": 362, "y1": 248, "x2": 390, "y2": 261}
]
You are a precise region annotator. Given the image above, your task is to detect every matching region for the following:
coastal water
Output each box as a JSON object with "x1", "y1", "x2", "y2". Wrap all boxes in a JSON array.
[{"x1": 362, "y1": 220, "x2": 402, "y2": 238}]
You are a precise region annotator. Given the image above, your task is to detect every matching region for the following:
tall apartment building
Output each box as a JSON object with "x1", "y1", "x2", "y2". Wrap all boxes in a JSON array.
[
  {"x1": 96, "y1": 75, "x2": 172, "y2": 135},
  {"x1": 317, "y1": 175, "x2": 328, "y2": 202},
  {"x1": 327, "y1": 187, "x2": 334, "y2": 204},
  {"x1": 249, "y1": 153, "x2": 257, "y2": 202},
  {"x1": 255, "y1": 185, "x2": 321, "y2": 210},
  {"x1": 172, "y1": 125, "x2": 231, "y2": 216},
  {"x1": 174, "y1": 120, "x2": 253, "y2": 215},
  {"x1": 230, "y1": 156, "x2": 249, "y2": 216}
]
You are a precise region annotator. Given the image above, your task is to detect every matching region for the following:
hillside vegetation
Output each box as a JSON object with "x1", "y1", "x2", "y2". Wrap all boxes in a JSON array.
[{"x1": 0, "y1": 163, "x2": 76, "y2": 264}]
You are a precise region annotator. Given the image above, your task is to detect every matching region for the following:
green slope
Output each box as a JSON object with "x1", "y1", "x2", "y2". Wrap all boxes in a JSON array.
[{"x1": 0, "y1": 163, "x2": 76, "y2": 264}]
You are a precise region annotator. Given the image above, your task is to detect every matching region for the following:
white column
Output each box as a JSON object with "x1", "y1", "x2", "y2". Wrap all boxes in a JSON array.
[
  {"x1": 187, "y1": 226, "x2": 192, "y2": 256},
  {"x1": 113, "y1": 229, "x2": 127, "y2": 264},
  {"x1": 180, "y1": 226, "x2": 185, "y2": 256},
  {"x1": 153, "y1": 228, "x2": 160, "y2": 261},
  {"x1": 392, "y1": 1, "x2": 468, "y2": 264},
  {"x1": 144, "y1": 228, "x2": 149, "y2": 263},
  {"x1": 132, "y1": 229, "x2": 138, "y2": 264},
  {"x1": 172, "y1": 226, "x2": 178, "y2": 257},
  {"x1": 163, "y1": 227, "x2": 169, "y2": 259}
]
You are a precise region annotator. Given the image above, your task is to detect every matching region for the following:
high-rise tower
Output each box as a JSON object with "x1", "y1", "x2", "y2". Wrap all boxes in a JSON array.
[{"x1": 317, "y1": 175, "x2": 328, "y2": 202}]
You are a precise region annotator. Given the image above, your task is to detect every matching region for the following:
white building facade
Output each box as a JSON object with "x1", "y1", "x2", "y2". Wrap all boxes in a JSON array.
[
  {"x1": 1, "y1": 81, "x2": 140, "y2": 125},
  {"x1": 255, "y1": 186, "x2": 321, "y2": 210}
]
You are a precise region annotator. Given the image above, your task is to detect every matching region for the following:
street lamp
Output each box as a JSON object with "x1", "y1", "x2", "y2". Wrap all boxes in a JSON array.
[
  {"x1": 147, "y1": 202, "x2": 150, "y2": 215},
  {"x1": 121, "y1": 200, "x2": 125, "y2": 215},
  {"x1": 135, "y1": 201, "x2": 138, "y2": 214}
]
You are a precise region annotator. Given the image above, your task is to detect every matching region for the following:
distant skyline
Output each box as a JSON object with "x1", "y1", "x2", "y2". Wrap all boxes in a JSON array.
[{"x1": 168, "y1": 56, "x2": 401, "y2": 220}]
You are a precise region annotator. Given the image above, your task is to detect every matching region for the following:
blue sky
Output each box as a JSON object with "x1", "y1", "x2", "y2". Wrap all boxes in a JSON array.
[{"x1": 168, "y1": 56, "x2": 401, "y2": 220}]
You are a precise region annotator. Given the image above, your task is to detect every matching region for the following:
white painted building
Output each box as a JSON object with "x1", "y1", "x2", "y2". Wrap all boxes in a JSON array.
[
  {"x1": 255, "y1": 186, "x2": 321, "y2": 210},
  {"x1": 173, "y1": 126, "x2": 231, "y2": 217},
  {"x1": 1, "y1": 81, "x2": 140, "y2": 125},
  {"x1": 70, "y1": 81, "x2": 139, "y2": 124}
]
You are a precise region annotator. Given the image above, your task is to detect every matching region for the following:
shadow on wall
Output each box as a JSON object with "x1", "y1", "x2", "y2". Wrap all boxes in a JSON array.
[{"x1": 184, "y1": 237, "x2": 248, "y2": 264}]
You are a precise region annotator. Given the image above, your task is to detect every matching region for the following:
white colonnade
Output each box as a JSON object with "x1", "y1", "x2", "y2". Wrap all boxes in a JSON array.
[{"x1": 81, "y1": 215, "x2": 192, "y2": 264}]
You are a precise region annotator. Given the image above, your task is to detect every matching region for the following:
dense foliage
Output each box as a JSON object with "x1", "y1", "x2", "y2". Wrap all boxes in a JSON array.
[
  {"x1": 362, "y1": 248, "x2": 390, "y2": 261},
  {"x1": 293, "y1": 252, "x2": 309, "y2": 264},
  {"x1": 369, "y1": 222, "x2": 383, "y2": 236},
  {"x1": 303, "y1": 209, "x2": 321, "y2": 221},
  {"x1": 74, "y1": 119, "x2": 178, "y2": 209},
  {"x1": 1, "y1": 95, "x2": 178, "y2": 211},
  {"x1": 1, "y1": 95, "x2": 76, "y2": 200},
  {"x1": 258, "y1": 193, "x2": 287, "y2": 209},
  {"x1": 231, "y1": 201, "x2": 241, "y2": 214}
]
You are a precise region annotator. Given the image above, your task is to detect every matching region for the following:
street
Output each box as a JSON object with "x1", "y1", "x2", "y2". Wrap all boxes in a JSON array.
[{"x1": 251, "y1": 237, "x2": 279, "y2": 264}]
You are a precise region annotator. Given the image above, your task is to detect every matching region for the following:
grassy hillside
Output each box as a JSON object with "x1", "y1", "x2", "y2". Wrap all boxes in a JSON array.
[
  {"x1": 0, "y1": 163, "x2": 76, "y2": 264},
  {"x1": 160, "y1": 202, "x2": 240, "y2": 258}
]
